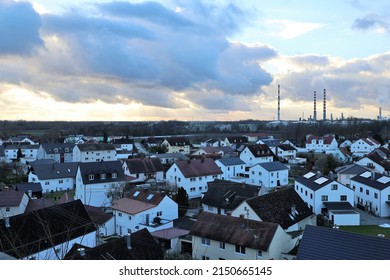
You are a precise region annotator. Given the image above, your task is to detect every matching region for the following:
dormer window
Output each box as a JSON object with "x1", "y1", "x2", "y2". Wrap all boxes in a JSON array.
[
  {"x1": 88, "y1": 174, "x2": 94, "y2": 180},
  {"x1": 53, "y1": 148, "x2": 58, "y2": 153},
  {"x1": 112, "y1": 172, "x2": 117, "y2": 179},
  {"x1": 100, "y1": 173, "x2": 106, "y2": 180}
]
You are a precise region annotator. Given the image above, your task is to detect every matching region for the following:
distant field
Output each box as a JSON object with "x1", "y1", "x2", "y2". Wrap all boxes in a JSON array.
[{"x1": 339, "y1": 225, "x2": 390, "y2": 238}]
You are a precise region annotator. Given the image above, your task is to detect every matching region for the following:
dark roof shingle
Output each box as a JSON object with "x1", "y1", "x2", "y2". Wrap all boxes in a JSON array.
[{"x1": 175, "y1": 158, "x2": 222, "y2": 178}]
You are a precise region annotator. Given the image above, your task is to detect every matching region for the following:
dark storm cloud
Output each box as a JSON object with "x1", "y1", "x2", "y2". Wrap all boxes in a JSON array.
[{"x1": 0, "y1": 1, "x2": 44, "y2": 55}]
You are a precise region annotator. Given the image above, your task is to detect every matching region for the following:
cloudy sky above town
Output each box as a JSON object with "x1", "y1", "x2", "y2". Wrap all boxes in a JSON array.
[{"x1": 0, "y1": 0, "x2": 389, "y2": 121}]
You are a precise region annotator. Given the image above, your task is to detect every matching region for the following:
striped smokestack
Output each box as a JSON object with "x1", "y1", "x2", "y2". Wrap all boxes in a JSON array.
[
  {"x1": 313, "y1": 91, "x2": 317, "y2": 122},
  {"x1": 323, "y1": 88, "x2": 326, "y2": 121},
  {"x1": 277, "y1": 84, "x2": 280, "y2": 122}
]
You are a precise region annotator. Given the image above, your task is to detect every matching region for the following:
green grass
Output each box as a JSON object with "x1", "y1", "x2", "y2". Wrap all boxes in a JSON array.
[{"x1": 339, "y1": 225, "x2": 390, "y2": 238}]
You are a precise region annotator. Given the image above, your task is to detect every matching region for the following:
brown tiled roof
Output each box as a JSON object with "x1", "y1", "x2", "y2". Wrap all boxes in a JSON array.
[
  {"x1": 306, "y1": 135, "x2": 334, "y2": 145},
  {"x1": 175, "y1": 158, "x2": 222, "y2": 178},
  {"x1": 0, "y1": 190, "x2": 26, "y2": 207},
  {"x1": 125, "y1": 158, "x2": 164, "y2": 174},
  {"x1": 127, "y1": 188, "x2": 165, "y2": 205},
  {"x1": 151, "y1": 228, "x2": 190, "y2": 239},
  {"x1": 189, "y1": 212, "x2": 278, "y2": 251},
  {"x1": 366, "y1": 152, "x2": 390, "y2": 171},
  {"x1": 112, "y1": 189, "x2": 166, "y2": 214},
  {"x1": 84, "y1": 205, "x2": 113, "y2": 225}
]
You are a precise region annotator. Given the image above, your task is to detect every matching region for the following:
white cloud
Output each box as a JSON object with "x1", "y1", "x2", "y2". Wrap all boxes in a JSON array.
[{"x1": 265, "y1": 19, "x2": 325, "y2": 39}]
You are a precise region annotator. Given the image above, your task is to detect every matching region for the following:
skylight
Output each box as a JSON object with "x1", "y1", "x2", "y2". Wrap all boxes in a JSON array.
[
  {"x1": 377, "y1": 176, "x2": 390, "y2": 184},
  {"x1": 360, "y1": 171, "x2": 371, "y2": 178},
  {"x1": 133, "y1": 191, "x2": 140, "y2": 197},
  {"x1": 147, "y1": 194, "x2": 154, "y2": 200},
  {"x1": 303, "y1": 172, "x2": 315, "y2": 179},
  {"x1": 314, "y1": 177, "x2": 328, "y2": 185}
]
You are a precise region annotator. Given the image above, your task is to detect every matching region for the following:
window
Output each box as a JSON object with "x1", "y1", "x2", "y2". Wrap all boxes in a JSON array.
[
  {"x1": 374, "y1": 193, "x2": 378, "y2": 199},
  {"x1": 202, "y1": 256, "x2": 210, "y2": 260},
  {"x1": 219, "y1": 242, "x2": 225, "y2": 250},
  {"x1": 235, "y1": 245, "x2": 246, "y2": 255},
  {"x1": 310, "y1": 193, "x2": 313, "y2": 199},
  {"x1": 45, "y1": 181, "x2": 49, "y2": 185},
  {"x1": 201, "y1": 238, "x2": 210, "y2": 246},
  {"x1": 366, "y1": 189, "x2": 369, "y2": 195},
  {"x1": 340, "y1": 195, "x2": 347, "y2": 201},
  {"x1": 112, "y1": 172, "x2": 117, "y2": 179},
  {"x1": 127, "y1": 229, "x2": 132, "y2": 234},
  {"x1": 118, "y1": 213, "x2": 122, "y2": 217},
  {"x1": 208, "y1": 205, "x2": 214, "y2": 211},
  {"x1": 157, "y1": 211, "x2": 162, "y2": 217},
  {"x1": 388, "y1": 195, "x2": 390, "y2": 201},
  {"x1": 360, "y1": 187, "x2": 363, "y2": 193},
  {"x1": 59, "y1": 179, "x2": 63, "y2": 184},
  {"x1": 331, "y1": 184, "x2": 338, "y2": 190},
  {"x1": 321, "y1": 195, "x2": 328, "y2": 202},
  {"x1": 190, "y1": 178, "x2": 195, "y2": 182},
  {"x1": 5, "y1": 207, "x2": 10, "y2": 212},
  {"x1": 100, "y1": 173, "x2": 106, "y2": 179},
  {"x1": 88, "y1": 174, "x2": 94, "y2": 180},
  {"x1": 296, "y1": 186, "x2": 298, "y2": 190},
  {"x1": 305, "y1": 190, "x2": 307, "y2": 196},
  {"x1": 128, "y1": 215, "x2": 132, "y2": 220},
  {"x1": 178, "y1": 178, "x2": 181, "y2": 182},
  {"x1": 199, "y1": 186, "x2": 202, "y2": 191},
  {"x1": 257, "y1": 250, "x2": 263, "y2": 257}
]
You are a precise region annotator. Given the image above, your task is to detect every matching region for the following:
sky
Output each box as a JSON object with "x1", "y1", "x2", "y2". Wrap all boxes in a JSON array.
[{"x1": 0, "y1": 0, "x2": 389, "y2": 121}]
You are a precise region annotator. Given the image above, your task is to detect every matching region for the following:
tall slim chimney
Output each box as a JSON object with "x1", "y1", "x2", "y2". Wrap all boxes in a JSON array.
[
  {"x1": 277, "y1": 84, "x2": 281, "y2": 122},
  {"x1": 379, "y1": 107, "x2": 382, "y2": 120},
  {"x1": 313, "y1": 91, "x2": 317, "y2": 122},
  {"x1": 323, "y1": 89, "x2": 326, "y2": 121}
]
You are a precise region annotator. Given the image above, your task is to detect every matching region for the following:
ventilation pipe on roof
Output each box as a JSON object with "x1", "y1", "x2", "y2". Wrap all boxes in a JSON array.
[
  {"x1": 5, "y1": 215, "x2": 10, "y2": 228},
  {"x1": 371, "y1": 172, "x2": 375, "y2": 180},
  {"x1": 316, "y1": 171, "x2": 321, "y2": 178},
  {"x1": 77, "y1": 248, "x2": 86, "y2": 257},
  {"x1": 125, "y1": 233, "x2": 132, "y2": 250},
  {"x1": 28, "y1": 189, "x2": 32, "y2": 198}
]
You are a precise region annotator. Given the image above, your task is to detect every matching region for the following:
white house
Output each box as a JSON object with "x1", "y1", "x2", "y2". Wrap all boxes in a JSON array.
[
  {"x1": 37, "y1": 143, "x2": 75, "y2": 163},
  {"x1": 0, "y1": 200, "x2": 96, "y2": 260},
  {"x1": 295, "y1": 171, "x2": 358, "y2": 225},
  {"x1": 0, "y1": 190, "x2": 29, "y2": 219},
  {"x1": 111, "y1": 137, "x2": 134, "y2": 152},
  {"x1": 4, "y1": 144, "x2": 39, "y2": 161},
  {"x1": 192, "y1": 146, "x2": 236, "y2": 158},
  {"x1": 326, "y1": 147, "x2": 352, "y2": 163},
  {"x1": 339, "y1": 140, "x2": 353, "y2": 148},
  {"x1": 73, "y1": 143, "x2": 117, "y2": 163},
  {"x1": 190, "y1": 212, "x2": 296, "y2": 260},
  {"x1": 215, "y1": 157, "x2": 246, "y2": 181},
  {"x1": 239, "y1": 144, "x2": 275, "y2": 167},
  {"x1": 75, "y1": 160, "x2": 126, "y2": 208},
  {"x1": 166, "y1": 158, "x2": 222, "y2": 199},
  {"x1": 161, "y1": 137, "x2": 191, "y2": 154},
  {"x1": 356, "y1": 148, "x2": 390, "y2": 175},
  {"x1": 351, "y1": 137, "x2": 381, "y2": 157},
  {"x1": 248, "y1": 161, "x2": 289, "y2": 190},
  {"x1": 271, "y1": 144, "x2": 297, "y2": 161},
  {"x1": 149, "y1": 153, "x2": 189, "y2": 165},
  {"x1": 112, "y1": 188, "x2": 178, "y2": 235},
  {"x1": 6, "y1": 136, "x2": 37, "y2": 145},
  {"x1": 336, "y1": 164, "x2": 371, "y2": 187},
  {"x1": 28, "y1": 162, "x2": 79, "y2": 193},
  {"x1": 350, "y1": 171, "x2": 390, "y2": 217},
  {"x1": 305, "y1": 135, "x2": 338, "y2": 153},
  {"x1": 232, "y1": 187, "x2": 316, "y2": 233},
  {"x1": 122, "y1": 157, "x2": 164, "y2": 183}
]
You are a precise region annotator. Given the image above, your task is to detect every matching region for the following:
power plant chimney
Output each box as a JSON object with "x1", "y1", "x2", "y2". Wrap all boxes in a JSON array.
[
  {"x1": 277, "y1": 84, "x2": 280, "y2": 122},
  {"x1": 313, "y1": 91, "x2": 317, "y2": 122},
  {"x1": 379, "y1": 107, "x2": 382, "y2": 120},
  {"x1": 323, "y1": 89, "x2": 326, "y2": 121}
]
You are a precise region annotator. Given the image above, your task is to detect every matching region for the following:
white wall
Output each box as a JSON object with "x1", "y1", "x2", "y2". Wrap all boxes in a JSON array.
[
  {"x1": 240, "y1": 147, "x2": 273, "y2": 167},
  {"x1": 249, "y1": 165, "x2": 288, "y2": 188},
  {"x1": 73, "y1": 146, "x2": 117, "y2": 163},
  {"x1": 0, "y1": 193, "x2": 29, "y2": 219},
  {"x1": 329, "y1": 211, "x2": 360, "y2": 226},
  {"x1": 29, "y1": 173, "x2": 75, "y2": 193}
]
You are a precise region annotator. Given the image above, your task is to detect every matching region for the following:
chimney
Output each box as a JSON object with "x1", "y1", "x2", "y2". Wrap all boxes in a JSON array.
[
  {"x1": 379, "y1": 107, "x2": 382, "y2": 120},
  {"x1": 371, "y1": 172, "x2": 375, "y2": 180},
  {"x1": 277, "y1": 84, "x2": 281, "y2": 122},
  {"x1": 28, "y1": 189, "x2": 32, "y2": 198},
  {"x1": 77, "y1": 248, "x2": 86, "y2": 257},
  {"x1": 313, "y1": 91, "x2": 317, "y2": 122},
  {"x1": 323, "y1": 89, "x2": 326, "y2": 121},
  {"x1": 125, "y1": 233, "x2": 132, "y2": 250},
  {"x1": 5, "y1": 215, "x2": 10, "y2": 228},
  {"x1": 316, "y1": 171, "x2": 321, "y2": 178}
]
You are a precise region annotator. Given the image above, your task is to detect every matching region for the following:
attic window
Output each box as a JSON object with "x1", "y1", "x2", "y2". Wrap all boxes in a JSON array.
[
  {"x1": 147, "y1": 194, "x2": 154, "y2": 200},
  {"x1": 133, "y1": 191, "x2": 140, "y2": 197},
  {"x1": 112, "y1": 172, "x2": 117, "y2": 179},
  {"x1": 88, "y1": 174, "x2": 94, "y2": 180},
  {"x1": 100, "y1": 173, "x2": 106, "y2": 180}
]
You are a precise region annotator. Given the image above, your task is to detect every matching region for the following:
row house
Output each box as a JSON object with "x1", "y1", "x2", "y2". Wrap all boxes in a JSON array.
[
  {"x1": 350, "y1": 171, "x2": 390, "y2": 217},
  {"x1": 122, "y1": 158, "x2": 164, "y2": 183},
  {"x1": 336, "y1": 164, "x2": 371, "y2": 187},
  {"x1": 271, "y1": 144, "x2": 297, "y2": 161},
  {"x1": 4, "y1": 144, "x2": 39, "y2": 161},
  {"x1": 73, "y1": 143, "x2": 117, "y2": 163},
  {"x1": 350, "y1": 137, "x2": 381, "y2": 157},
  {"x1": 224, "y1": 136, "x2": 249, "y2": 146},
  {"x1": 149, "y1": 153, "x2": 189, "y2": 165},
  {"x1": 166, "y1": 158, "x2": 222, "y2": 199},
  {"x1": 201, "y1": 179, "x2": 260, "y2": 215},
  {"x1": 295, "y1": 171, "x2": 358, "y2": 225},
  {"x1": 5, "y1": 136, "x2": 37, "y2": 145},
  {"x1": 305, "y1": 135, "x2": 338, "y2": 153},
  {"x1": 356, "y1": 148, "x2": 390, "y2": 175},
  {"x1": 37, "y1": 143, "x2": 75, "y2": 163},
  {"x1": 75, "y1": 160, "x2": 126, "y2": 208},
  {"x1": 232, "y1": 187, "x2": 315, "y2": 233},
  {"x1": 111, "y1": 137, "x2": 134, "y2": 152},
  {"x1": 239, "y1": 144, "x2": 274, "y2": 167},
  {"x1": 215, "y1": 157, "x2": 246, "y2": 181},
  {"x1": 190, "y1": 212, "x2": 296, "y2": 260},
  {"x1": 112, "y1": 189, "x2": 178, "y2": 236},
  {"x1": 161, "y1": 137, "x2": 191, "y2": 155},
  {"x1": 192, "y1": 146, "x2": 236, "y2": 158},
  {"x1": 28, "y1": 162, "x2": 79, "y2": 193}
]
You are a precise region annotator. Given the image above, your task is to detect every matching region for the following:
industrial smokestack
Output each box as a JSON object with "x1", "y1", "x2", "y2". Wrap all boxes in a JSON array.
[
  {"x1": 323, "y1": 89, "x2": 326, "y2": 121},
  {"x1": 313, "y1": 91, "x2": 317, "y2": 122},
  {"x1": 277, "y1": 84, "x2": 280, "y2": 122},
  {"x1": 379, "y1": 107, "x2": 382, "y2": 120}
]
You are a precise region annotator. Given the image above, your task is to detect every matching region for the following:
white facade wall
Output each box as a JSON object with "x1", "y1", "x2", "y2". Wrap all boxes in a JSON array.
[
  {"x1": 329, "y1": 211, "x2": 360, "y2": 226},
  {"x1": 351, "y1": 140, "x2": 379, "y2": 156},
  {"x1": 166, "y1": 164, "x2": 219, "y2": 199},
  {"x1": 294, "y1": 181, "x2": 354, "y2": 215},
  {"x1": 25, "y1": 231, "x2": 96, "y2": 260},
  {"x1": 192, "y1": 226, "x2": 293, "y2": 260},
  {"x1": 37, "y1": 147, "x2": 73, "y2": 163},
  {"x1": 122, "y1": 164, "x2": 164, "y2": 182},
  {"x1": 73, "y1": 146, "x2": 117, "y2": 163},
  {"x1": 0, "y1": 194, "x2": 29, "y2": 219},
  {"x1": 248, "y1": 165, "x2": 288, "y2": 188},
  {"x1": 240, "y1": 147, "x2": 273, "y2": 167},
  {"x1": 271, "y1": 147, "x2": 296, "y2": 160},
  {"x1": 306, "y1": 138, "x2": 338, "y2": 153},
  {"x1": 215, "y1": 161, "x2": 245, "y2": 180},
  {"x1": 351, "y1": 180, "x2": 390, "y2": 217},
  {"x1": 28, "y1": 173, "x2": 75, "y2": 193},
  {"x1": 357, "y1": 157, "x2": 386, "y2": 174},
  {"x1": 97, "y1": 216, "x2": 115, "y2": 237},
  {"x1": 115, "y1": 197, "x2": 178, "y2": 235},
  {"x1": 162, "y1": 140, "x2": 190, "y2": 155}
]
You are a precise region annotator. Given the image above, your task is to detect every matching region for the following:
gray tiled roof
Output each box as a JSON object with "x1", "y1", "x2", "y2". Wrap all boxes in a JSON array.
[
  {"x1": 40, "y1": 143, "x2": 75, "y2": 154},
  {"x1": 257, "y1": 161, "x2": 288, "y2": 172},
  {"x1": 125, "y1": 158, "x2": 163, "y2": 174},
  {"x1": 30, "y1": 162, "x2": 79, "y2": 180},
  {"x1": 335, "y1": 164, "x2": 370, "y2": 175},
  {"x1": 79, "y1": 160, "x2": 125, "y2": 185},
  {"x1": 351, "y1": 172, "x2": 390, "y2": 191},
  {"x1": 245, "y1": 187, "x2": 313, "y2": 230},
  {"x1": 0, "y1": 190, "x2": 26, "y2": 207},
  {"x1": 295, "y1": 172, "x2": 335, "y2": 191},
  {"x1": 297, "y1": 225, "x2": 390, "y2": 259},
  {"x1": 216, "y1": 157, "x2": 245, "y2": 166},
  {"x1": 77, "y1": 143, "x2": 116, "y2": 151}
]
